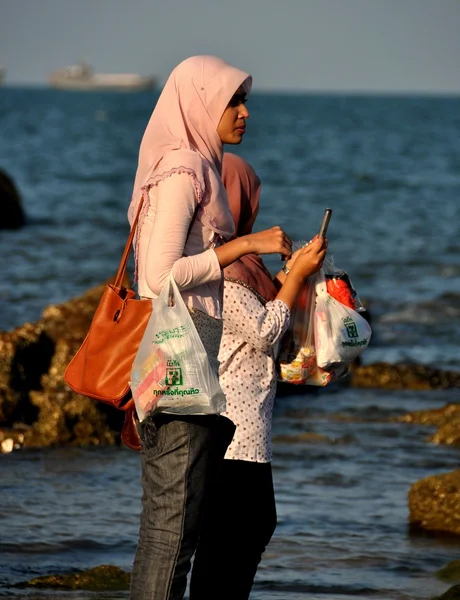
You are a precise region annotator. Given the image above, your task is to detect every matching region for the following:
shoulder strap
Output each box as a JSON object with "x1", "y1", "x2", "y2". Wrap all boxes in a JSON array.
[
  {"x1": 114, "y1": 198, "x2": 144, "y2": 289},
  {"x1": 114, "y1": 197, "x2": 200, "y2": 289}
]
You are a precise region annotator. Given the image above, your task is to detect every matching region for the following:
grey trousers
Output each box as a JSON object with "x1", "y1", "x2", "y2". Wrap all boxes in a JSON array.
[{"x1": 129, "y1": 413, "x2": 235, "y2": 600}]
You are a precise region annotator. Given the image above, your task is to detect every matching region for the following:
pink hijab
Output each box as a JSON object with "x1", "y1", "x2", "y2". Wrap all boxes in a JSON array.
[
  {"x1": 128, "y1": 56, "x2": 252, "y2": 256},
  {"x1": 222, "y1": 153, "x2": 278, "y2": 303}
]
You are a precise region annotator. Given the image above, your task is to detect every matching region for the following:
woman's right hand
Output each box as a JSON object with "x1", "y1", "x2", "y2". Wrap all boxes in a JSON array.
[
  {"x1": 243, "y1": 226, "x2": 292, "y2": 258},
  {"x1": 289, "y1": 236, "x2": 327, "y2": 280}
]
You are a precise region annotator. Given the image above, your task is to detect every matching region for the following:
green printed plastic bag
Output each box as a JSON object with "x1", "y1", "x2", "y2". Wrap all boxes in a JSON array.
[
  {"x1": 130, "y1": 275, "x2": 226, "y2": 421},
  {"x1": 314, "y1": 270, "x2": 372, "y2": 369}
]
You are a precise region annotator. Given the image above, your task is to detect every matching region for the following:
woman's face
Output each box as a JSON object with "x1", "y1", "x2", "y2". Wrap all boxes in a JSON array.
[{"x1": 217, "y1": 87, "x2": 249, "y2": 145}]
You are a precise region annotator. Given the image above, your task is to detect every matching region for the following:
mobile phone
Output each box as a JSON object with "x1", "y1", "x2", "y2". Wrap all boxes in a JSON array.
[{"x1": 318, "y1": 208, "x2": 332, "y2": 237}]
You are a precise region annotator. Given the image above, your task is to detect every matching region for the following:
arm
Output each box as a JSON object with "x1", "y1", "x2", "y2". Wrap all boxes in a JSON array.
[
  {"x1": 273, "y1": 241, "x2": 316, "y2": 289},
  {"x1": 214, "y1": 226, "x2": 293, "y2": 268},
  {"x1": 273, "y1": 258, "x2": 295, "y2": 289},
  {"x1": 273, "y1": 236, "x2": 327, "y2": 309},
  {"x1": 223, "y1": 281, "x2": 291, "y2": 353},
  {"x1": 144, "y1": 174, "x2": 221, "y2": 295}
]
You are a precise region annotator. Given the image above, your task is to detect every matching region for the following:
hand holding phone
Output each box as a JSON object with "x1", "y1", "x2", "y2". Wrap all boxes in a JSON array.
[{"x1": 319, "y1": 208, "x2": 332, "y2": 238}]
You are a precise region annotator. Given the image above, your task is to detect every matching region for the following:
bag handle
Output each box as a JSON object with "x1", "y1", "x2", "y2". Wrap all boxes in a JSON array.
[
  {"x1": 314, "y1": 268, "x2": 327, "y2": 296},
  {"x1": 114, "y1": 198, "x2": 144, "y2": 289}
]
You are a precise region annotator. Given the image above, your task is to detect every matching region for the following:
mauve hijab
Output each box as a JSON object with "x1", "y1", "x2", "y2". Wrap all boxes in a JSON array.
[
  {"x1": 222, "y1": 153, "x2": 278, "y2": 303},
  {"x1": 128, "y1": 56, "x2": 252, "y2": 252}
]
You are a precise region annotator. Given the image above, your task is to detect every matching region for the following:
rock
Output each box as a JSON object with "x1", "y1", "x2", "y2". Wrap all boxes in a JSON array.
[
  {"x1": 0, "y1": 322, "x2": 48, "y2": 424},
  {"x1": 0, "y1": 168, "x2": 26, "y2": 229},
  {"x1": 277, "y1": 361, "x2": 459, "y2": 396},
  {"x1": 273, "y1": 431, "x2": 334, "y2": 444},
  {"x1": 431, "y1": 584, "x2": 460, "y2": 600},
  {"x1": 409, "y1": 470, "x2": 460, "y2": 537},
  {"x1": 0, "y1": 429, "x2": 25, "y2": 452},
  {"x1": 0, "y1": 280, "x2": 129, "y2": 449},
  {"x1": 350, "y1": 362, "x2": 460, "y2": 390},
  {"x1": 17, "y1": 564, "x2": 130, "y2": 590},
  {"x1": 437, "y1": 560, "x2": 460, "y2": 583},
  {"x1": 1, "y1": 438, "x2": 14, "y2": 453},
  {"x1": 1, "y1": 273, "x2": 458, "y2": 449},
  {"x1": 397, "y1": 404, "x2": 460, "y2": 447}
]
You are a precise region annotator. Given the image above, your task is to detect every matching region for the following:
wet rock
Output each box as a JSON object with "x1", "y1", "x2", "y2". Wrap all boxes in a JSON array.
[
  {"x1": 350, "y1": 362, "x2": 460, "y2": 390},
  {"x1": 0, "y1": 280, "x2": 128, "y2": 449},
  {"x1": 0, "y1": 429, "x2": 25, "y2": 453},
  {"x1": 277, "y1": 361, "x2": 459, "y2": 396},
  {"x1": 1, "y1": 274, "x2": 458, "y2": 449},
  {"x1": 0, "y1": 438, "x2": 14, "y2": 453},
  {"x1": 409, "y1": 470, "x2": 460, "y2": 537},
  {"x1": 0, "y1": 322, "x2": 48, "y2": 424},
  {"x1": 17, "y1": 564, "x2": 130, "y2": 590},
  {"x1": 273, "y1": 431, "x2": 334, "y2": 444},
  {"x1": 437, "y1": 560, "x2": 460, "y2": 583},
  {"x1": 397, "y1": 404, "x2": 460, "y2": 447},
  {"x1": 431, "y1": 584, "x2": 460, "y2": 600},
  {"x1": 0, "y1": 168, "x2": 26, "y2": 229}
]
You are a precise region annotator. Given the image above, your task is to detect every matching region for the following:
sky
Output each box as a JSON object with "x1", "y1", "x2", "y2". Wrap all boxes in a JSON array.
[{"x1": 1, "y1": 0, "x2": 459, "y2": 93}]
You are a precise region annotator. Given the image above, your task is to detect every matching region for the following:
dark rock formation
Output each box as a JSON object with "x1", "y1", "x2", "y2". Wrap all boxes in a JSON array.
[
  {"x1": 0, "y1": 281, "x2": 126, "y2": 450},
  {"x1": 409, "y1": 470, "x2": 460, "y2": 537},
  {"x1": 0, "y1": 169, "x2": 26, "y2": 229},
  {"x1": 350, "y1": 362, "x2": 460, "y2": 390},
  {"x1": 17, "y1": 564, "x2": 130, "y2": 591},
  {"x1": 437, "y1": 560, "x2": 460, "y2": 584},
  {"x1": 0, "y1": 276, "x2": 458, "y2": 451},
  {"x1": 431, "y1": 584, "x2": 460, "y2": 600},
  {"x1": 397, "y1": 404, "x2": 460, "y2": 447}
]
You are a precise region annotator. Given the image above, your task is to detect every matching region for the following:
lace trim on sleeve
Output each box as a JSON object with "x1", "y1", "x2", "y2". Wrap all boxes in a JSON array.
[{"x1": 132, "y1": 167, "x2": 205, "y2": 282}]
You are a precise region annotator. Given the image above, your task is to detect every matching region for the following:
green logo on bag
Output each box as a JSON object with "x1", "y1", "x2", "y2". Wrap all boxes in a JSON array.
[
  {"x1": 154, "y1": 324, "x2": 189, "y2": 344},
  {"x1": 343, "y1": 316, "x2": 358, "y2": 338},
  {"x1": 166, "y1": 360, "x2": 183, "y2": 386}
]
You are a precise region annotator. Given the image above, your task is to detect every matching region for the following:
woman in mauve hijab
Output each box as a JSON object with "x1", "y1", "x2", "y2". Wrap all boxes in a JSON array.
[
  {"x1": 190, "y1": 153, "x2": 327, "y2": 600},
  {"x1": 128, "y1": 56, "x2": 294, "y2": 600}
]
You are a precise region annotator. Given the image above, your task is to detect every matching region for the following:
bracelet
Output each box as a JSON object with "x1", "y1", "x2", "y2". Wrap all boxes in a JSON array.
[{"x1": 282, "y1": 263, "x2": 290, "y2": 275}]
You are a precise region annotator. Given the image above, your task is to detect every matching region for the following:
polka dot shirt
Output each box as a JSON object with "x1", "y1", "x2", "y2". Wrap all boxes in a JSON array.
[{"x1": 219, "y1": 281, "x2": 291, "y2": 463}]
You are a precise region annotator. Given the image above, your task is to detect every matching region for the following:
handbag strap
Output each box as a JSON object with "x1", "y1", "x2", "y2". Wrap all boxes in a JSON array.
[
  {"x1": 114, "y1": 198, "x2": 144, "y2": 288},
  {"x1": 114, "y1": 197, "x2": 200, "y2": 289},
  {"x1": 315, "y1": 268, "x2": 327, "y2": 296}
]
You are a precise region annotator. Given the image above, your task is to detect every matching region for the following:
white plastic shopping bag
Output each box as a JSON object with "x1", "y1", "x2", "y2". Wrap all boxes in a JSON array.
[
  {"x1": 314, "y1": 270, "x2": 372, "y2": 369},
  {"x1": 277, "y1": 275, "x2": 348, "y2": 386},
  {"x1": 130, "y1": 274, "x2": 226, "y2": 421}
]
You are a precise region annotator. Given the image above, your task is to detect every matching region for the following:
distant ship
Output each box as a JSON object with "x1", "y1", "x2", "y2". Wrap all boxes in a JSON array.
[
  {"x1": 0, "y1": 68, "x2": 5, "y2": 86},
  {"x1": 48, "y1": 62, "x2": 156, "y2": 92}
]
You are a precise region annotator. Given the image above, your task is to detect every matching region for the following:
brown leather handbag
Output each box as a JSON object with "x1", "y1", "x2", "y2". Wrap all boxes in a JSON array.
[{"x1": 64, "y1": 200, "x2": 151, "y2": 450}]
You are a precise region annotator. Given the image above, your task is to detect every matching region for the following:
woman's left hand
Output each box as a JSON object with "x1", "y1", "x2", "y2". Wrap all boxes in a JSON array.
[
  {"x1": 283, "y1": 246, "x2": 304, "y2": 271},
  {"x1": 282, "y1": 236, "x2": 319, "y2": 271}
]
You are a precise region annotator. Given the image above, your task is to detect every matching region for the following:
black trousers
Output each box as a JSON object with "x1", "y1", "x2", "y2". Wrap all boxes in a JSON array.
[{"x1": 190, "y1": 458, "x2": 277, "y2": 600}]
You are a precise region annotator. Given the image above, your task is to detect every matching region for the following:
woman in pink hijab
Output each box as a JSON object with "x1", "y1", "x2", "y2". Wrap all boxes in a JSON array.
[
  {"x1": 128, "y1": 57, "x2": 294, "y2": 600},
  {"x1": 190, "y1": 153, "x2": 328, "y2": 600}
]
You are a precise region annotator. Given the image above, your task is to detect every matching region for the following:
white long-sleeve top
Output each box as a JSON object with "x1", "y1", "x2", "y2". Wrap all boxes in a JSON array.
[
  {"x1": 218, "y1": 280, "x2": 291, "y2": 462},
  {"x1": 136, "y1": 173, "x2": 224, "y2": 317}
]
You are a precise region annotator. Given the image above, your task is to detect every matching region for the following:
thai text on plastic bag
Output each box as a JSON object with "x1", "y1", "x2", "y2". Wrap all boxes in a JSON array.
[
  {"x1": 130, "y1": 275, "x2": 226, "y2": 421},
  {"x1": 314, "y1": 270, "x2": 372, "y2": 370},
  {"x1": 277, "y1": 273, "x2": 347, "y2": 386}
]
